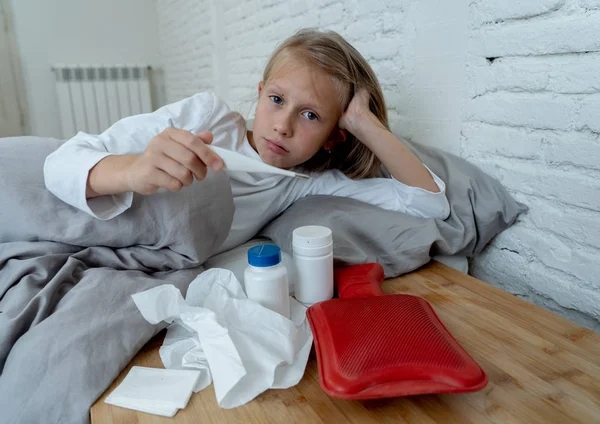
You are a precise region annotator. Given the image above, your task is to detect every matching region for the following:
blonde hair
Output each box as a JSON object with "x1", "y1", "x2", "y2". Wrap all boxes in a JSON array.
[{"x1": 262, "y1": 29, "x2": 388, "y2": 179}]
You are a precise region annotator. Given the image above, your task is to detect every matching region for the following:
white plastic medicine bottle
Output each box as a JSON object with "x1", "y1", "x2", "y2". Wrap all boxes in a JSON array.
[
  {"x1": 243, "y1": 244, "x2": 290, "y2": 318},
  {"x1": 292, "y1": 226, "x2": 333, "y2": 306}
]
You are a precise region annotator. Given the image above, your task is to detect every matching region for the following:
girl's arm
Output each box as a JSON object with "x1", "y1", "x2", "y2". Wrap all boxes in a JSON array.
[
  {"x1": 300, "y1": 169, "x2": 449, "y2": 220},
  {"x1": 86, "y1": 129, "x2": 222, "y2": 199},
  {"x1": 339, "y1": 89, "x2": 440, "y2": 193},
  {"x1": 44, "y1": 92, "x2": 239, "y2": 219}
]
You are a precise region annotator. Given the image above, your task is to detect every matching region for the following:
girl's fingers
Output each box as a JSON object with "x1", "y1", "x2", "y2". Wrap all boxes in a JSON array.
[
  {"x1": 155, "y1": 154, "x2": 196, "y2": 186},
  {"x1": 167, "y1": 128, "x2": 223, "y2": 171},
  {"x1": 196, "y1": 131, "x2": 213, "y2": 144},
  {"x1": 150, "y1": 167, "x2": 185, "y2": 192},
  {"x1": 160, "y1": 135, "x2": 208, "y2": 179}
]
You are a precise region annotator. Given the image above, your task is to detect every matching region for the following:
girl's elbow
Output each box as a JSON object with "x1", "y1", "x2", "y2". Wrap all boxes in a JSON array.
[
  {"x1": 435, "y1": 196, "x2": 451, "y2": 220},
  {"x1": 43, "y1": 153, "x2": 57, "y2": 190},
  {"x1": 419, "y1": 195, "x2": 450, "y2": 220},
  {"x1": 43, "y1": 150, "x2": 67, "y2": 199}
]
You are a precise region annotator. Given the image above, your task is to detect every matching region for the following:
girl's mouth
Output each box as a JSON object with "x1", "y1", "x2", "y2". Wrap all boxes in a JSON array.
[{"x1": 265, "y1": 138, "x2": 289, "y2": 155}]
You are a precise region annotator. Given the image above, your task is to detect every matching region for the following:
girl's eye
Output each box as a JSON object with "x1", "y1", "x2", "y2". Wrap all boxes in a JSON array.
[
  {"x1": 302, "y1": 111, "x2": 318, "y2": 121},
  {"x1": 269, "y1": 95, "x2": 283, "y2": 105}
]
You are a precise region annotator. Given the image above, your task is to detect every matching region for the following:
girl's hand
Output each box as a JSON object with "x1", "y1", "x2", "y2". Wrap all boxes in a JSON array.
[
  {"x1": 337, "y1": 90, "x2": 441, "y2": 194},
  {"x1": 339, "y1": 89, "x2": 385, "y2": 137},
  {"x1": 124, "y1": 128, "x2": 224, "y2": 195}
]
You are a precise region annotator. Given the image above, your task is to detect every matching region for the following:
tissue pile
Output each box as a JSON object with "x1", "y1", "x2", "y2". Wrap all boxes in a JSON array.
[{"x1": 107, "y1": 268, "x2": 313, "y2": 415}]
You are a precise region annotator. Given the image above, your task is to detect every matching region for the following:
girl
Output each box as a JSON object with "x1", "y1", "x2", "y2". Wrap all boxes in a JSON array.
[{"x1": 44, "y1": 29, "x2": 450, "y2": 254}]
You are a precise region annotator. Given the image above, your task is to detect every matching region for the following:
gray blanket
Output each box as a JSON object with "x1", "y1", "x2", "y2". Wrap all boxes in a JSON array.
[{"x1": 0, "y1": 137, "x2": 235, "y2": 424}]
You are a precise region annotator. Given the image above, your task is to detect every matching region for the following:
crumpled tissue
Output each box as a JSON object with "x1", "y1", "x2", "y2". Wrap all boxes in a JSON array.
[{"x1": 132, "y1": 268, "x2": 313, "y2": 409}]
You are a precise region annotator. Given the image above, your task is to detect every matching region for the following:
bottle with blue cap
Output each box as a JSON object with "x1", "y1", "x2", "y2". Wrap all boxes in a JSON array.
[{"x1": 244, "y1": 244, "x2": 290, "y2": 319}]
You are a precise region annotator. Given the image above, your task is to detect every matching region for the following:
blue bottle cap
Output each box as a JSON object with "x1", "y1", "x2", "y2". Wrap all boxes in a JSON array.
[{"x1": 248, "y1": 244, "x2": 281, "y2": 267}]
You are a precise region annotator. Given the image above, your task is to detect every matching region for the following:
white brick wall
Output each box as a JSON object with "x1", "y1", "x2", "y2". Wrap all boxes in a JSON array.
[
  {"x1": 156, "y1": 0, "x2": 213, "y2": 103},
  {"x1": 156, "y1": 0, "x2": 456, "y2": 144},
  {"x1": 464, "y1": 0, "x2": 600, "y2": 330},
  {"x1": 155, "y1": 0, "x2": 600, "y2": 329}
]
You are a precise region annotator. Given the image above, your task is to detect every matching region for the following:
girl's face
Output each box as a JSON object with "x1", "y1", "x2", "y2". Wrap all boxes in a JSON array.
[{"x1": 250, "y1": 63, "x2": 346, "y2": 169}]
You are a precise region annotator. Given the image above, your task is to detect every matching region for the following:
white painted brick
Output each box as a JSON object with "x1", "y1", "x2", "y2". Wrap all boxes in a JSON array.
[
  {"x1": 388, "y1": 113, "x2": 412, "y2": 134},
  {"x1": 471, "y1": 245, "x2": 532, "y2": 295},
  {"x1": 222, "y1": 0, "x2": 239, "y2": 9},
  {"x1": 325, "y1": 21, "x2": 347, "y2": 34},
  {"x1": 471, "y1": 246, "x2": 600, "y2": 324},
  {"x1": 580, "y1": 94, "x2": 600, "y2": 133},
  {"x1": 370, "y1": 60, "x2": 405, "y2": 85},
  {"x1": 311, "y1": 0, "x2": 338, "y2": 8},
  {"x1": 470, "y1": 0, "x2": 564, "y2": 26},
  {"x1": 460, "y1": 122, "x2": 542, "y2": 160},
  {"x1": 466, "y1": 93, "x2": 577, "y2": 130},
  {"x1": 473, "y1": 234, "x2": 540, "y2": 293},
  {"x1": 289, "y1": 0, "x2": 308, "y2": 17},
  {"x1": 318, "y1": 2, "x2": 345, "y2": 27},
  {"x1": 228, "y1": 41, "x2": 274, "y2": 61},
  {"x1": 259, "y1": 0, "x2": 280, "y2": 8},
  {"x1": 494, "y1": 228, "x2": 600, "y2": 287},
  {"x1": 465, "y1": 157, "x2": 600, "y2": 211},
  {"x1": 258, "y1": 3, "x2": 292, "y2": 26},
  {"x1": 463, "y1": 1, "x2": 600, "y2": 331},
  {"x1": 348, "y1": 0, "x2": 390, "y2": 17},
  {"x1": 262, "y1": 17, "x2": 304, "y2": 42},
  {"x1": 468, "y1": 53, "x2": 600, "y2": 97},
  {"x1": 223, "y1": 5, "x2": 243, "y2": 22},
  {"x1": 345, "y1": 17, "x2": 383, "y2": 40},
  {"x1": 521, "y1": 265, "x2": 600, "y2": 320},
  {"x1": 353, "y1": 38, "x2": 402, "y2": 61},
  {"x1": 543, "y1": 130, "x2": 600, "y2": 171},
  {"x1": 382, "y1": 12, "x2": 404, "y2": 34},
  {"x1": 382, "y1": 87, "x2": 412, "y2": 117},
  {"x1": 512, "y1": 193, "x2": 600, "y2": 250},
  {"x1": 475, "y1": 12, "x2": 600, "y2": 57},
  {"x1": 156, "y1": 0, "x2": 213, "y2": 102},
  {"x1": 244, "y1": 7, "x2": 271, "y2": 27},
  {"x1": 580, "y1": 0, "x2": 600, "y2": 9}
]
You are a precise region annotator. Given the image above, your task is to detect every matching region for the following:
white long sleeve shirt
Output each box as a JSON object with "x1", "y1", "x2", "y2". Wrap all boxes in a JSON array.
[{"x1": 44, "y1": 92, "x2": 450, "y2": 253}]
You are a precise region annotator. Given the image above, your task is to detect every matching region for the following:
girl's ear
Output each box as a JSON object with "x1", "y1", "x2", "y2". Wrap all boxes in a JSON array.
[
  {"x1": 258, "y1": 81, "x2": 264, "y2": 96},
  {"x1": 324, "y1": 127, "x2": 347, "y2": 151}
]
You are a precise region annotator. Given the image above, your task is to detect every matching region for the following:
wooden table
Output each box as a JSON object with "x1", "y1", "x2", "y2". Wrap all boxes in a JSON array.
[{"x1": 91, "y1": 261, "x2": 600, "y2": 423}]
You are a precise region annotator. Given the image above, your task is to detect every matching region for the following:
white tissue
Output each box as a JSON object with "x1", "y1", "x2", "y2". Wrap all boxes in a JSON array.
[
  {"x1": 132, "y1": 268, "x2": 313, "y2": 409},
  {"x1": 160, "y1": 325, "x2": 212, "y2": 392},
  {"x1": 104, "y1": 366, "x2": 201, "y2": 417}
]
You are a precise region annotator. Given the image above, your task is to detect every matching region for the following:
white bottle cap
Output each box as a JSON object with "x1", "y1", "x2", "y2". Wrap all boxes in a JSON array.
[
  {"x1": 292, "y1": 226, "x2": 332, "y2": 247},
  {"x1": 292, "y1": 226, "x2": 333, "y2": 257}
]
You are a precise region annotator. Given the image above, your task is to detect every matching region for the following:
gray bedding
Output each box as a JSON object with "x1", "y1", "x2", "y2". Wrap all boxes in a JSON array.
[
  {"x1": 0, "y1": 137, "x2": 234, "y2": 423},
  {"x1": 262, "y1": 139, "x2": 528, "y2": 277},
  {"x1": 0, "y1": 135, "x2": 525, "y2": 424}
]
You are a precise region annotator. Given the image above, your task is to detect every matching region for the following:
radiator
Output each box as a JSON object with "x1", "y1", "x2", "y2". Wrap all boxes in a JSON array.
[{"x1": 52, "y1": 65, "x2": 152, "y2": 138}]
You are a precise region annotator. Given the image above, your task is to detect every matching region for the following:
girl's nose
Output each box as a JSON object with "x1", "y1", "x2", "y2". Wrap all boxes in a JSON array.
[{"x1": 273, "y1": 111, "x2": 293, "y2": 137}]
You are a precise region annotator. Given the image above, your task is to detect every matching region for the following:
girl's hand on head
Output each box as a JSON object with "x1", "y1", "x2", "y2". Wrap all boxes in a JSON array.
[
  {"x1": 339, "y1": 88, "x2": 383, "y2": 136},
  {"x1": 124, "y1": 128, "x2": 224, "y2": 195}
]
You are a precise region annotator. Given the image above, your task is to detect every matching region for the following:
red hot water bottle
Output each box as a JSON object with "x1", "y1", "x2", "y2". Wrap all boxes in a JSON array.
[{"x1": 306, "y1": 263, "x2": 488, "y2": 400}]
